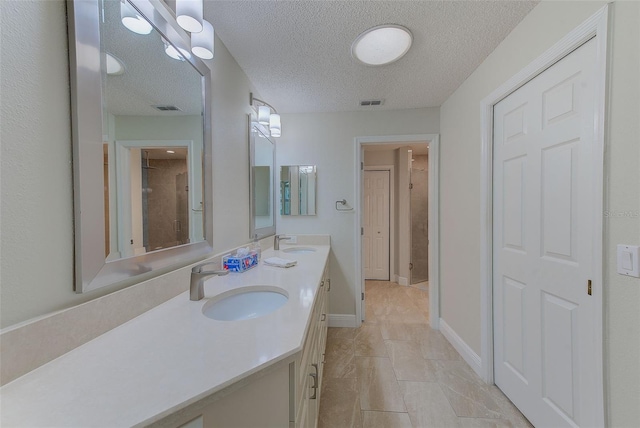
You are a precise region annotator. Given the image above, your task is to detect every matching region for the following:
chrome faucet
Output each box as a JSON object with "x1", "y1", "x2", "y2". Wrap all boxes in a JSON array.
[
  {"x1": 274, "y1": 234, "x2": 292, "y2": 250},
  {"x1": 190, "y1": 262, "x2": 229, "y2": 301}
]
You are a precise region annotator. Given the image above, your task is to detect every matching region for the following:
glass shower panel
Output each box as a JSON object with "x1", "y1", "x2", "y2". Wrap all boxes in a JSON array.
[{"x1": 410, "y1": 154, "x2": 429, "y2": 285}]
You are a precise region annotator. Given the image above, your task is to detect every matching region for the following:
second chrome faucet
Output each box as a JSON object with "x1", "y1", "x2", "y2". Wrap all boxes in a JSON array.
[
  {"x1": 274, "y1": 234, "x2": 292, "y2": 250},
  {"x1": 190, "y1": 262, "x2": 229, "y2": 301}
]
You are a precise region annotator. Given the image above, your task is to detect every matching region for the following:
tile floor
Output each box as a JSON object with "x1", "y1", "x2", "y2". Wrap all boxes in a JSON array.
[{"x1": 318, "y1": 280, "x2": 533, "y2": 428}]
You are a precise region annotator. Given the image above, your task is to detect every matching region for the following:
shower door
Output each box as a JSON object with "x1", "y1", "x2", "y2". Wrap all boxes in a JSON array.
[
  {"x1": 175, "y1": 172, "x2": 189, "y2": 245},
  {"x1": 410, "y1": 155, "x2": 429, "y2": 285}
]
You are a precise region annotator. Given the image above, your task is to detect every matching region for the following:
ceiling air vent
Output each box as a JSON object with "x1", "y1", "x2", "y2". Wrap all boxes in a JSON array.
[
  {"x1": 153, "y1": 105, "x2": 182, "y2": 112},
  {"x1": 360, "y1": 99, "x2": 384, "y2": 107}
]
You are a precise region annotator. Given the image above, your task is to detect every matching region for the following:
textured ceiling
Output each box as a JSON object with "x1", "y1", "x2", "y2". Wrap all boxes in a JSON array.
[{"x1": 203, "y1": 0, "x2": 539, "y2": 113}]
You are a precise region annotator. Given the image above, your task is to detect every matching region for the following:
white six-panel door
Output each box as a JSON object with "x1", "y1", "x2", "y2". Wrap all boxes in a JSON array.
[
  {"x1": 364, "y1": 170, "x2": 390, "y2": 280},
  {"x1": 493, "y1": 38, "x2": 600, "y2": 427}
]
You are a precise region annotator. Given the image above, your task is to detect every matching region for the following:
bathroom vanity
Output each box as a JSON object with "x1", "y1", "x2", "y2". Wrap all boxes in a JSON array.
[{"x1": 0, "y1": 241, "x2": 330, "y2": 428}]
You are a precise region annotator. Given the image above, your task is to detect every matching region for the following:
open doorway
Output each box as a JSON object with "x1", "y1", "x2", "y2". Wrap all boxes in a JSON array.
[{"x1": 355, "y1": 134, "x2": 440, "y2": 328}]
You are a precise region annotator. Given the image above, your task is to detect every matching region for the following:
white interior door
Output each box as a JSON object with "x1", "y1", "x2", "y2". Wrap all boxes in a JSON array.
[
  {"x1": 493, "y1": 38, "x2": 601, "y2": 427},
  {"x1": 364, "y1": 170, "x2": 390, "y2": 280}
]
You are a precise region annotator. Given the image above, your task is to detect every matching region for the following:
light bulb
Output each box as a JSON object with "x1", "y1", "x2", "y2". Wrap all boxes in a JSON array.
[
  {"x1": 269, "y1": 114, "x2": 281, "y2": 131},
  {"x1": 258, "y1": 106, "x2": 270, "y2": 125},
  {"x1": 164, "y1": 40, "x2": 191, "y2": 61},
  {"x1": 191, "y1": 20, "x2": 214, "y2": 60},
  {"x1": 176, "y1": 0, "x2": 203, "y2": 33},
  {"x1": 121, "y1": 0, "x2": 153, "y2": 35}
]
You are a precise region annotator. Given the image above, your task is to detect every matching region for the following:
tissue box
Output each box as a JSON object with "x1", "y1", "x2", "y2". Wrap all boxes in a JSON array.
[{"x1": 223, "y1": 253, "x2": 258, "y2": 272}]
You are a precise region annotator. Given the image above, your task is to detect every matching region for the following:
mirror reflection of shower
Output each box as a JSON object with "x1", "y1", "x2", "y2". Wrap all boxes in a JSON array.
[
  {"x1": 140, "y1": 148, "x2": 189, "y2": 252},
  {"x1": 410, "y1": 152, "x2": 429, "y2": 286}
]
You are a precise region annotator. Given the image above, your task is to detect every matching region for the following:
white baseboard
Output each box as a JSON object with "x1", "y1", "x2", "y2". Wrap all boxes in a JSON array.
[
  {"x1": 397, "y1": 276, "x2": 408, "y2": 286},
  {"x1": 328, "y1": 314, "x2": 357, "y2": 328},
  {"x1": 439, "y1": 318, "x2": 483, "y2": 378}
]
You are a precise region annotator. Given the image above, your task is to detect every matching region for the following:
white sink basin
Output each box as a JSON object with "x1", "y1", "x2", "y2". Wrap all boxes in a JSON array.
[
  {"x1": 282, "y1": 247, "x2": 316, "y2": 254},
  {"x1": 202, "y1": 286, "x2": 288, "y2": 321}
]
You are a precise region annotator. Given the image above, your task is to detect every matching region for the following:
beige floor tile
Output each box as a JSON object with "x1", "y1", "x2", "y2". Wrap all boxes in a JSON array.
[
  {"x1": 354, "y1": 324, "x2": 388, "y2": 357},
  {"x1": 318, "y1": 378, "x2": 362, "y2": 428},
  {"x1": 434, "y1": 360, "x2": 485, "y2": 386},
  {"x1": 379, "y1": 322, "x2": 433, "y2": 341},
  {"x1": 355, "y1": 357, "x2": 406, "y2": 412},
  {"x1": 328, "y1": 327, "x2": 357, "y2": 341},
  {"x1": 361, "y1": 410, "x2": 412, "y2": 427},
  {"x1": 399, "y1": 380, "x2": 461, "y2": 427},
  {"x1": 419, "y1": 330, "x2": 463, "y2": 361},
  {"x1": 458, "y1": 417, "x2": 514, "y2": 427},
  {"x1": 385, "y1": 340, "x2": 438, "y2": 382},
  {"x1": 434, "y1": 361, "x2": 503, "y2": 419},
  {"x1": 323, "y1": 337, "x2": 356, "y2": 379},
  {"x1": 486, "y1": 386, "x2": 534, "y2": 428},
  {"x1": 319, "y1": 280, "x2": 530, "y2": 428},
  {"x1": 409, "y1": 281, "x2": 429, "y2": 291}
]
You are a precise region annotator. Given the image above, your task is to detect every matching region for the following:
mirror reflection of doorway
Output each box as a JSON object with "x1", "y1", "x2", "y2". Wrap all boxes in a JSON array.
[{"x1": 410, "y1": 153, "x2": 429, "y2": 286}]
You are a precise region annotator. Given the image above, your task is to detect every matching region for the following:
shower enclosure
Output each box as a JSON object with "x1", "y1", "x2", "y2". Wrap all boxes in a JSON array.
[{"x1": 410, "y1": 154, "x2": 429, "y2": 285}]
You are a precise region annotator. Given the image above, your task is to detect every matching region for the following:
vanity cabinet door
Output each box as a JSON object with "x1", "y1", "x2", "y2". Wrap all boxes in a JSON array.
[
  {"x1": 306, "y1": 334, "x2": 320, "y2": 428},
  {"x1": 294, "y1": 266, "x2": 330, "y2": 428},
  {"x1": 169, "y1": 363, "x2": 290, "y2": 428}
]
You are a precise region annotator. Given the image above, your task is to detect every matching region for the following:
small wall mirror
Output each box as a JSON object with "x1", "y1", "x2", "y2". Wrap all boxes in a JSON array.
[
  {"x1": 280, "y1": 165, "x2": 317, "y2": 216},
  {"x1": 249, "y1": 118, "x2": 276, "y2": 238},
  {"x1": 68, "y1": 0, "x2": 212, "y2": 293}
]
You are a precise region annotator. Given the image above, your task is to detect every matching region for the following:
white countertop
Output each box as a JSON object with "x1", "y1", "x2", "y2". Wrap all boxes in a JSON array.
[{"x1": 0, "y1": 244, "x2": 330, "y2": 427}]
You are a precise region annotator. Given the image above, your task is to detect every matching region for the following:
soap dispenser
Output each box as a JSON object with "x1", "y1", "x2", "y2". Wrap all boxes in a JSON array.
[{"x1": 251, "y1": 234, "x2": 262, "y2": 261}]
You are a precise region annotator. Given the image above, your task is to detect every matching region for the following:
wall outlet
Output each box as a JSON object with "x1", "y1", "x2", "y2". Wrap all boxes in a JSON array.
[{"x1": 288, "y1": 235, "x2": 297, "y2": 244}]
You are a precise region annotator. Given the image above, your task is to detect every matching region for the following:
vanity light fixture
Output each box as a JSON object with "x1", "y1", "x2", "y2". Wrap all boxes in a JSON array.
[
  {"x1": 105, "y1": 53, "x2": 125, "y2": 75},
  {"x1": 258, "y1": 106, "x2": 271, "y2": 125},
  {"x1": 250, "y1": 92, "x2": 282, "y2": 138},
  {"x1": 163, "y1": 39, "x2": 191, "y2": 61},
  {"x1": 270, "y1": 127, "x2": 281, "y2": 138},
  {"x1": 269, "y1": 114, "x2": 281, "y2": 132},
  {"x1": 351, "y1": 25, "x2": 413, "y2": 66},
  {"x1": 176, "y1": 0, "x2": 203, "y2": 33},
  {"x1": 120, "y1": 0, "x2": 153, "y2": 35},
  {"x1": 191, "y1": 20, "x2": 214, "y2": 60},
  {"x1": 167, "y1": 150, "x2": 175, "y2": 154}
]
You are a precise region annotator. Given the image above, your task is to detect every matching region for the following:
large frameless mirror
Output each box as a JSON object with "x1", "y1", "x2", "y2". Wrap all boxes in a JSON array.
[
  {"x1": 249, "y1": 117, "x2": 276, "y2": 238},
  {"x1": 68, "y1": 0, "x2": 212, "y2": 293},
  {"x1": 280, "y1": 165, "x2": 317, "y2": 216}
]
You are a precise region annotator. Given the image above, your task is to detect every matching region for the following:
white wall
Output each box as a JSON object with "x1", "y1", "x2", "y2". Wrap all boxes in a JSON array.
[
  {"x1": 277, "y1": 108, "x2": 439, "y2": 315},
  {"x1": 0, "y1": 0, "x2": 255, "y2": 328},
  {"x1": 439, "y1": 1, "x2": 639, "y2": 426}
]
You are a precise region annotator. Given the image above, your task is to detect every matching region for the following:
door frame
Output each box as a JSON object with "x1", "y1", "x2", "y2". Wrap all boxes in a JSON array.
[
  {"x1": 479, "y1": 5, "x2": 608, "y2": 424},
  {"x1": 364, "y1": 166, "x2": 395, "y2": 281},
  {"x1": 354, "y1": 134, "x2": 440, "y2": 328}
]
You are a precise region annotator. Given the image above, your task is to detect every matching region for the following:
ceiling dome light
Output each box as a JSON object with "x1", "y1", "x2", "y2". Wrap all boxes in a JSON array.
[
  {"x1": 120, "y1": 0, "x2": 153, "y2": 35},
  {"x1": 105, "y1": 53, "x2": 125, "y2": 75},
  {"x1": 176, "y1": 0, "x2": 203, "y2": 33},
  {"x1": 191, "y1": 20, "x2": 214, "y2": 60},
  {"x1": 351, "y1": 25, "x2": 413, "y2": 66}
]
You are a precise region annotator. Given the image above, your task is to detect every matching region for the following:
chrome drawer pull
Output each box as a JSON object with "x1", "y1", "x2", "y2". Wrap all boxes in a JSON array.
[{"x1": 309, "y1": 363, "x2": 319, "y2": 399}]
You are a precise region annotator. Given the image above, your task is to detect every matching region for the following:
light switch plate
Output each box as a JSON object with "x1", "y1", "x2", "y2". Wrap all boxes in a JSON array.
[{"x1": 617, "y1": 245, "x2": 640, "y2": 278}]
